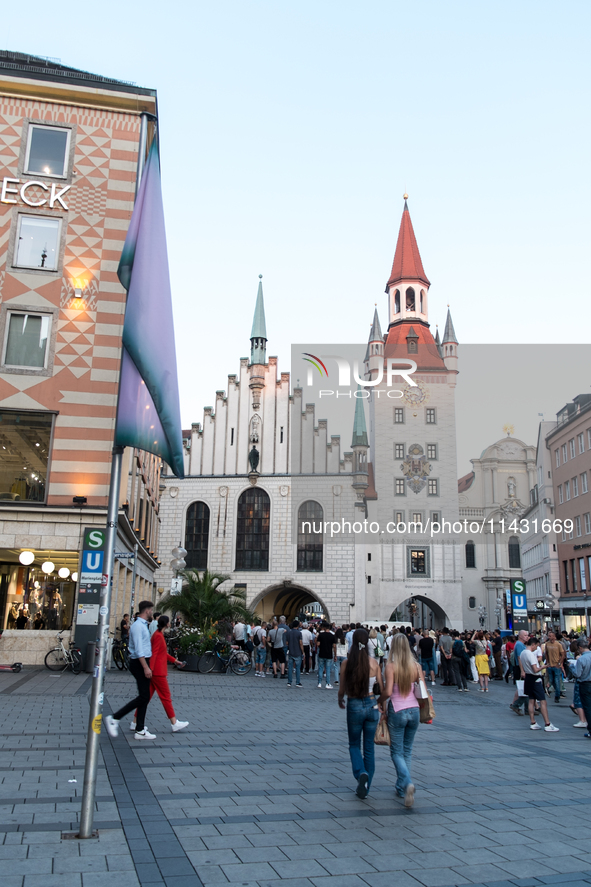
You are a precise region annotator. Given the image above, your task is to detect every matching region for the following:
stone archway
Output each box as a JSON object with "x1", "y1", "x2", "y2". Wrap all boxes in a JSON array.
[
  {"x1": 389, "y1": 594, "x2": 454, "y2": 630},
  {"x1": 250, "y1": 581, "x2": 330, "y2": 623}
]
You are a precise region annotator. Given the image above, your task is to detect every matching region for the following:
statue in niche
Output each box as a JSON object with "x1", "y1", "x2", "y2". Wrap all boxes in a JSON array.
[
  {"x1": 249, "y1": 445, "x2": 260, "y2": 472},
  {"x1": 507, "y1": 476, "x2": 516, "y2": 498}
]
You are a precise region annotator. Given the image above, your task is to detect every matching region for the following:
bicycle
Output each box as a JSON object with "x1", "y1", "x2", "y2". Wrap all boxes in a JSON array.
[
  {"x1": 112, "y1": 635, "x2": 130, "y2": 671},
  {"x1": 198, "y1": 639, "x2": 252, "y2": 675},
  {"x1": 44, "y1": 630, "x2": 82, "y2": 674}
]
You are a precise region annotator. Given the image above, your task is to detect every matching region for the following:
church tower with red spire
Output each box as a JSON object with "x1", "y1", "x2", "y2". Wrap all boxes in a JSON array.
[{"x1": 361, "y1": 197, "x2": 463, "y2": 629}]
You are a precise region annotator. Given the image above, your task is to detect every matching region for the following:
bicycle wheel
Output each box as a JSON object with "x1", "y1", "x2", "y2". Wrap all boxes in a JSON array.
[
  {"x1": 122, "y1": 648, "x2": 130, "y2": 671},
  {"x1": 113, "y1": 647, "x2": 125, "y2": 670},
  {"x1": 230, "y1": 651, "x2": 252, "y2": 675},
  {"x1": 69, "y1": 650, "x2": 82, "y2": 675},
  {"x1": 45, "y1": 648, "x2": 67, "y2": 671},
  {"x1": 198, "y1": 652, "x2": 216, "y2": 674}
]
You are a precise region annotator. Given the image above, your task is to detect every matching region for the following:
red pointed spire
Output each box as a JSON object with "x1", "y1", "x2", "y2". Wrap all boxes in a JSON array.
[{"x1": 385, "y1": 200, "x2": 430, "y2": 292}]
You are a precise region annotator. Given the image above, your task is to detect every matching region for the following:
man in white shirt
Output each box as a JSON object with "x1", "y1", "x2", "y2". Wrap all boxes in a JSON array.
[
  {"x1": 233, "y1": 620, "x2": 246, "y2": 650},
  {"x1": 301, "y1": 623, "x2": 313, "y2": 674},
  {"x1": 345, "y1": 623, "x2": 355, "y2": 652},
  {"x1": 520, "y1": 637, "x2": 559, "y2": 733}
]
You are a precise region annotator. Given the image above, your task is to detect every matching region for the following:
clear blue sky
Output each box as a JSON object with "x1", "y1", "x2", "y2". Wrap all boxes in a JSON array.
[{"x1": 15, "y1": 0, "x2": 591, "y2": 433}]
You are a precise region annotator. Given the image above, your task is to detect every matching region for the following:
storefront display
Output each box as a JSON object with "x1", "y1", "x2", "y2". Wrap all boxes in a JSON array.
[{"x1": 0, "y1": 554, "x2": 77, "y2": 631}]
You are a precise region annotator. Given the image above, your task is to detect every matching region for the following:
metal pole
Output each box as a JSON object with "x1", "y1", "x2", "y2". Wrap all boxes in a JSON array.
[
  {"x1": 79, "y1": 111, "x2": 150, "y2": 839},
  {"x1": 79, "y1": 445, "x2": 123, "y2": 838},
  {"x1": 129, "y1": 542, "x2": 139, "y2": 615}
]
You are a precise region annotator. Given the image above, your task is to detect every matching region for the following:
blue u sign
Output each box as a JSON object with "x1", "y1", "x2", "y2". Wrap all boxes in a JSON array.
[
  {"x1": 512, "y1": 593, "x2": 527, "y2": 613},
  {"x1": 81, "y1": 550, "x2": 104, "y2": 582}
]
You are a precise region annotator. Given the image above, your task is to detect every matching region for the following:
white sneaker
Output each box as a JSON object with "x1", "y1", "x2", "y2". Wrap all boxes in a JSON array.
[
  {"x1": 129, "y1": 721, "x2": 137, "y2": 731},
  {"x1": 431, "y1": 681, "x2": 435, "y2": 686},
  {"x1": 573, "y1": 721, "x2": 588, "y2": 727},
  {"x1": 104, "y1": 715, "x2": 119, "y2": 738},
  {"x1": 326, "y1": 684, "x2": 333, "y2": 689},
  {"x1": 317, "y1": 683, "x2": 322, "y2": 688},
  {"x1": 134, "y1": 728, "x2": 156, "y2": 740},
  {"x1": 171, "y1": 720, "x2": 189, "y2": 732},
  {"x1": 544, "y1": 723, "x2": 559, "y2": 732},
  {"x1": 530, "y1": 723, "x2": 542, "y2": 730}
]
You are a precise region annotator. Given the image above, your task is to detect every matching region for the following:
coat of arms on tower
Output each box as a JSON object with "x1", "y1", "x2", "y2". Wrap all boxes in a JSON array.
[{"x1": 400, "y1": 443, "x2": 431, "y2": 494}]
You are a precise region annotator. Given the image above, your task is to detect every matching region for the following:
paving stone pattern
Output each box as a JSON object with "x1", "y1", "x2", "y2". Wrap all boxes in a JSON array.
[{"x1": 1, "y1": 667, "x2": 591, "y2": 887}]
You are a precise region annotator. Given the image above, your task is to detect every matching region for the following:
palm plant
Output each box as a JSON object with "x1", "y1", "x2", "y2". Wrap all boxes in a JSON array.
[{"x1": 158, "y1": 569, "x2": 253, "y2": 632}]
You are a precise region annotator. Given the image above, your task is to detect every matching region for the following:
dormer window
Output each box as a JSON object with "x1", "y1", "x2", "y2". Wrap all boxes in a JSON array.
[{"x1": 408, "y1": 339, "x2": 417, "y2": 353}]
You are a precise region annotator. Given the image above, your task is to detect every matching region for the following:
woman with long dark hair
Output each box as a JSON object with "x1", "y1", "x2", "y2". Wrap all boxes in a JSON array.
[
  {"x1": 338, "y1": 628, "x2": 383, "y2": 798},
  {"x1": 378, "y1": 633, "x2": 423, "y2": 807}
]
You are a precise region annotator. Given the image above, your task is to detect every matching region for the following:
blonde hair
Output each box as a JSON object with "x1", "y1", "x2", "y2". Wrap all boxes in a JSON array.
[
  {"x1": 387, "y1": 633, "x2": 417, "y2": 696},
  {"x1": 369, "y1": 629, "x2": 377, "y2": 639}
]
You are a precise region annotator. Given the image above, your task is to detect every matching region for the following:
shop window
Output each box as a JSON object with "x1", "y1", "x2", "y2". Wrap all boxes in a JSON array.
[
  {"x1": 0, "y1": 410, "x2": 53, "y2": 503},
  {"x1": 508, "y1": 535, "x2": 521, "y2": 568},
  {"x1": 1, "y1": 558, "x2": 76, "y2": 631},
  {"x1": 297, "y1": 500, "x2": 323, "y2": 572},
  {"x1": 465, "y1": 540, "x2": 476, "y2": 568},
  {"x1": 184, "y1": 501, "x2": 210, "y2": 570},
  {"x1": 15, "y1": 215, "x2": 61, "y2": 271},
  {"x1": 25, "y1": 124, "x2": 70, "y2": 177},
  {"x1": 235, "y1": 487, "x2": 270, "y2": 571},
  {"x1": 3, "y1": 313, "x2": 51, "y2": 369}
]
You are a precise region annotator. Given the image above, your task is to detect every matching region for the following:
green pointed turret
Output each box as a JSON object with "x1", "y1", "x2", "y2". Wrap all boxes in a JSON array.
[
  {"x1": 250, "y1": 276, "x2": 267, "y2": 365},
  {"x1": 351, "y1": 388, "x2": 369, "y2": 447}
]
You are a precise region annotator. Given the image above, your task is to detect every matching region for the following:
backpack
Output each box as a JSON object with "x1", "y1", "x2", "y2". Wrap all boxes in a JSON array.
[{"x1": 252, "y1": 628, "x2": 261, "y2": 647}]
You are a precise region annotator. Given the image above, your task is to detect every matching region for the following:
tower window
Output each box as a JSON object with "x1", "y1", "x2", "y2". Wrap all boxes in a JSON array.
[
  {"x1": 405, "y1": 287, "x2": 415, "y2": 311},
  {"x1": 394, "y1": 289, "x2": 400, "y2": 314},
  {"x1": 465, "y1": 540, "x2": 476, "y2": 568},
  {"x1": 427, "y1": 444, "x2": 437, "y2": 460},
  {"x1": 230, "y1": 427, "x2": 234, "y2": 445},
  {"x1": 426, "y1": 408, "x2": 436, "y2": 424},
  {"x1": 185, "y1": 501, "x2": 210, "y2": 570},
  {"x1": 236, "y1": 488, "x2": 270, "y2": 571},
  {"x1": 280, "y1": 426, "x2": 284, "y2": 443},
  {"x1": 395, "y1": 479, "x2": 406, "y2": 496},
  {"x1": 420, "y1": 289, "x2": 425, "y2": 313},
  {"x1": 508, "y1": 535, "x2": 521, "y2": 569},
  {"x1": 410, "y1": 550, "x2": 425, "y2": 573},
  {"x1": 297, "y1": 500, "x2": 323, "y2": 572},
  {"x1": 394, "y1": 407, "x2": 404, "y2": 424},
  {"x1": 428, "y1": 479, "x2": 438, "y2": 496}
]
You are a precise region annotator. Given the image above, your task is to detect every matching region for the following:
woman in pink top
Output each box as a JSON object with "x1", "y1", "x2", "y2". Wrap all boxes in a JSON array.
[{"x1": 378, "y1": 633, "x2": 422, "y2": 807}]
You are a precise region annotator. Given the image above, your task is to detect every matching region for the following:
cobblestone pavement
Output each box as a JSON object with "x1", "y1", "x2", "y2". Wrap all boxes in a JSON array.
[{"x1": 1, "y1": 666, "x2": 591, "y2": 887}]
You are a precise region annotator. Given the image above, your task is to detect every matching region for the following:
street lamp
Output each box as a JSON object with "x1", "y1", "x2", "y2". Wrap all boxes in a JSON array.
[{"x1": 478, "y1": 605, "x2": 487, "y2": 628}]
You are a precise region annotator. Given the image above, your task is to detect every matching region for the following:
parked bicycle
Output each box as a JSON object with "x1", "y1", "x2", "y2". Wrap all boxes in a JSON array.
[
  {"x1": 111, "y1": 635, "x2": 130, "y2": 671},
  {"x1": 198, "y1": 639, "x2": 252, "y2": 675},
  {"x1": 44, "y1": 630, "x2": 82, "y2": 674}
]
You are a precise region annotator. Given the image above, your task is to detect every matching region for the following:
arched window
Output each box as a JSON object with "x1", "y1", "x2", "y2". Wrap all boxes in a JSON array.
[
  {"x1": 185, "y1": 501, "x2": 210, "y2": 570},
  {"x1": 508, "y1": 535, "x2": 521, "y2": 568},
  {"x1": 420, "y1": 289, "x2": 425, "y2": 312},
  {"x1": 468, "y1": 596, "x2": 476, "y2": 609},
  {"x1": 465, "y1": 540, "x2": 476, "y2": 568},
  {"x1": 297, "y1": 500, "x2": 323, "y2": 572},
  {"x1": 394, "y1": 289, "x2": 400, "y2": 314},
  {"x1": 405, "y1": 287, "x2": 415, "y2": 310},
  {"x1": 236, "y1": 488, "x2": 270, "y2": 571}
]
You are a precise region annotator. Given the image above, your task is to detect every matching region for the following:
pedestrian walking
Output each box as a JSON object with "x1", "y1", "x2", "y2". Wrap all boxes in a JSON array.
[
  {"x1": 268, "y1": 619, "x2": 288, "y2": 679},
  {"x1": 543, "y1": 631, "x2": 566, "y2": 704},
  {"x1": 337, "y1": 628, "x2": 383, "y2": 799},
  {"x1": 520, "y1": 636, "x2": 559, "y2": 732},
  {"x1": 317, "y1": 622, "x2": 336, "y2": 689},
  {"x1": 492, "y1": 629, "x2": 503, "y2": 680},
  {"x1": 105, "y1": 600, "x2": 157, "y2": 740},
  {"x1": 301, "y1": 622, "x2": 313, "y2": 674},
  {"x1": 471, "y1": 630, "x2": 490, "y2": 691},
  {"x1": 130, "y1": 615, "x2": 189, "y2": 733},
  {"x1": 253, "y1": 621, "x2": 267, "y2": 677},
  {"x1": 439, "y1": 627, "x2": 454, "y2": 685},
  {"x1": 418, "y1": 629, "x2": 436, "y2": 686},
  {"x1": 378, "y1": 633, "x2": 423, "y2": 807},
  {"x1": 450, "y1": 631, "x2": 469, "y2": 691},
  {"x1": 286, "y1": 620, "x2": 304, "y2": 687},
  {"x1": 567, "y1": 637, "x2": 591, "y2": 736}
]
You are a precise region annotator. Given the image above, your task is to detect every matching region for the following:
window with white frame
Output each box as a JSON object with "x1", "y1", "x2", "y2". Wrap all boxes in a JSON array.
[
  {"x1": 395, "y1": 478, "x2": 406, "y2": 495},
  {"x1": 14, "y1": 215, "x2": 61, "y2": 271},
  {"x1": 394, "y1": 408, "x2": 404, "y2": 424},
  {"x1": 562, "y1": 443, "x2": 568, "y2": 463},
  {"x1": 24, "y1": 124, "x2": 71, "y2": 178},
  {"x1": 585, "y1": 513, "x2": 591, "y2": 535},
  {"x1": 3, "y1": 312, "x2": 51, "y2": 369},
  {"x1": 394, "y1": 443, "x2": 405, "y2": 459},
  {"x1": 582, "y1": 472, "x2": 588, "y2": 494},
  {"x1": 558, "y1": 484, "x2": 563, "y2": 504},
  {"x1": 426, "y1": 408, "x2": 436, "y2": 424},
  {"x1": 570, "y1": 438, "x2": 576, "y2": 459},
  {"x1": 565, "y1": 480, "x2": 571, "y2": 501},
  {"x1": 555, "y1": 448, "x2": 560, "y2": 467},
  {"x1": 576, "y1": 515, "x2": 582, "y2": 537},
  {"x1": 428, "y1": 478, "x2": 438, "y2": 496},
  {"x1": 427, "y1": 443, "x2": 438, "y2": 460},
  {"x1": 573, "y1": 476, "x2": 579, "y2": 497},
  {"x1": 578, "y1": 432, "x2": 585, "y2": 454}
]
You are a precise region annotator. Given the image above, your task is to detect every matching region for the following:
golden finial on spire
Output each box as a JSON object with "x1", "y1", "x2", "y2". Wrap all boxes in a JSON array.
[
  {"x1": 503, "y1": 423, "x2": 515, "y2": 437},
  {"x1": 403, "y1": 192, "x2": 409, "y2": 200}
]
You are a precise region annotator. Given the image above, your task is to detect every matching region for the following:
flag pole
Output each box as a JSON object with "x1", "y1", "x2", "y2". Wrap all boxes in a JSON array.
[{"x1": 78, "y1": 112, "x2": 150, "y2": 839}]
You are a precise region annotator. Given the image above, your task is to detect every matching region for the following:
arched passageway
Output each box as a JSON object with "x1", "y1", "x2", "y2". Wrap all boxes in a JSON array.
[
  {"x1": 250, "y1": 582, "x2": 330, "y2": 623},
  {"x1": 389, "y1": 594, "x2": 452, "y2": 630}
]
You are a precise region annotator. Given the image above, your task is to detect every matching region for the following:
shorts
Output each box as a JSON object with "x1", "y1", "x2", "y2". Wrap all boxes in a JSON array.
[
  {"x1": 255, "y1": 646, "x2": 266, "y2": 664},
  {"x1": 271, "y1": 648, "x2": 286, "y2": 664},
  {"x1": 524, "y1": 673, "x2": 546, "y2": 701},
  {"x1": 421, "y1": 656, "x2": 436, "y2": 674}
]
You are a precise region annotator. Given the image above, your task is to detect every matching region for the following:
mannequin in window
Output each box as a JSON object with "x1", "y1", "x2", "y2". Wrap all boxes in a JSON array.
[{"x1": 249, "y1": 445, "x2": 260, "y2": 472}]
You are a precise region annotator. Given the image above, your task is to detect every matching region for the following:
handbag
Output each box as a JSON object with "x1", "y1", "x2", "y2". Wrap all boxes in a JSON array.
[
  {"x1": 374, "y1": 715, "x2": 390, "y2": 746},
  {"x1": 413, "y1": 679, "x2": 429, "y2": 699},
  {"x1": 516, "y1": 679, "x2": 525, "y2": 696},
  {"x1": 418, "y1": 692, "x2": 435, "y2": 723}
]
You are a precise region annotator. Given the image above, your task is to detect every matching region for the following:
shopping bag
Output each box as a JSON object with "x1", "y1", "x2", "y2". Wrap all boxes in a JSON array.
[
  {"x1": 516, "y1": 679, "x2": 525, "y2": 696},
  {"x1": 419, "y1": 692, "x2": 435, "y2": 723},
  {"x1": 374, "y1": 716, "x2": 391, "y2": 745}
]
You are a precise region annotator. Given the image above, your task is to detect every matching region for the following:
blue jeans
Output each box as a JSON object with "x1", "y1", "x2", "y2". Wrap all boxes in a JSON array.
[
  {"x1": 387, "y1": 703, "x2": 420, "y2": 796},
  {"x1": 318, "y1": 658, "x2": 333, "y2": 684},
  {"x1": 346, "y1": 696, "x2": 379, "y2": 787},
  {"x1": 421, "y1": 656, "x2": 436, "y2": 676},
  {"x1": 335, "y1": 656, "x2": 346, "y2": 683},
  {"x1": 546, "y1": 666, "x2": 563, "y2": 701},
  {"x1": 288, "y1": 655, "x2": 302, "y2": 684}
]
